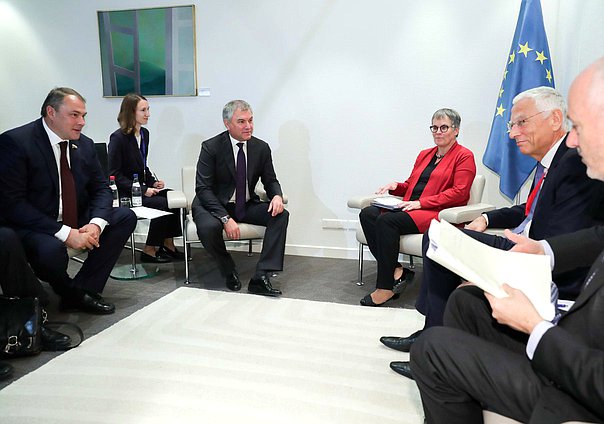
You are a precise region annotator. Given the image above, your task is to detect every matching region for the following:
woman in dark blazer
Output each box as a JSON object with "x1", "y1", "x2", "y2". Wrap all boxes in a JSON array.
[
  {"x1": 359, "y1": 108, "x2": 476, "y2": 306},
  {"x1": 108, "y1": 93, "x2": 184, "y2": 263}
]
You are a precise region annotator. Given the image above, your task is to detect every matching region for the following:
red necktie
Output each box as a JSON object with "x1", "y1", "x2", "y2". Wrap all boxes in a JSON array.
[
  {"x1": 524, "y1": 165, "x2": 546, "y2": 216},
  {"x1": 59, "y1": 141, "x2": 78, "y2": 227}
]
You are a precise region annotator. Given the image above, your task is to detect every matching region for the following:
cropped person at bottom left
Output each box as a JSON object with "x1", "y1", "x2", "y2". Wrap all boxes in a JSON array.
[{"x1": 0, "y1": 226, "x2": 73, "y2": 381}]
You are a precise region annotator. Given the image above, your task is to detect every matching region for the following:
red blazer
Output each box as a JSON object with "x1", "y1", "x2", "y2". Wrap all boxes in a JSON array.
[{"x1": 389, "y1": 141, "x2": 476, "y2": 232}]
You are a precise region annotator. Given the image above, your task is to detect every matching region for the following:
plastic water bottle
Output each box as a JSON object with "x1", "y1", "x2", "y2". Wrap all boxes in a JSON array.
[
  {"x1": 132, "y1": 173, "x2": 143, "y2": 207},
  {"x1": 109, "y1": 176, "x2": 119, "y2": 207}
]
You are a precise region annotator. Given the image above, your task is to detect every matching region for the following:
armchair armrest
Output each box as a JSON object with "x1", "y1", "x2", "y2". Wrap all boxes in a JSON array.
[
  {"x1": 438, "y1": 203, "x2": 496, "y2": 224},
  {"x1": 347, "y1": 195, "x2": 378, "y2": 210},
  {"x1": 167, "y1": 190, "x2": 188, "y2": 210},
  {"x1": 256, "y1": 188, "x2": 288, "y2": 204}
]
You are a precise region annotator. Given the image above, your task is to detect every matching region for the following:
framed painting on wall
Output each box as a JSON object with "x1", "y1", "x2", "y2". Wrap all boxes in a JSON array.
[{"x1": 97, "y1": 5, "x2": 197, "y2": 97}]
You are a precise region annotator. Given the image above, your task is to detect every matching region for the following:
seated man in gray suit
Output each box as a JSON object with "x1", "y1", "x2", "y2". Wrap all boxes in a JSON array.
[
  {"x1": 410, "y1": 57, "x2": 604, "y2": 424},
  {"x1": 192, "y1": 100, "x2": 289, "y2": 296}
]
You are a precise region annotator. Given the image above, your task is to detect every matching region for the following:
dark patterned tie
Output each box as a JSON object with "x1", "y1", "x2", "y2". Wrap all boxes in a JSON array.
[
  {"x1": 59, "y1": 141, "x2": 78, "y2": 227},
  {"x1": 235, "y1": 142, "x2": 246, "y2": 220}
]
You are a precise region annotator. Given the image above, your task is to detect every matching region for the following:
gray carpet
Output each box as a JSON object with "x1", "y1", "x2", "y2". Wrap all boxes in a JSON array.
[{"x1": 0, "y1": 246, "x2": 423, "y2": 391}]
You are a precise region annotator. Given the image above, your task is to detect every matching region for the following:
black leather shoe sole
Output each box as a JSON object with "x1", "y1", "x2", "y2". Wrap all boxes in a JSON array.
[{"x1": 390, "y1": 361, "x2": 414, "y2": 380}]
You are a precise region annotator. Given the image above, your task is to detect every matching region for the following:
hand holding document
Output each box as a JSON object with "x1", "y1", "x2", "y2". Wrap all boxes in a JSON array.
[
  {"x1": 371, "y1": 195, "x2": 403, "y2": 210},
  {"x1": 426, "y1": 219, "x2": 555, "y2": 321}
]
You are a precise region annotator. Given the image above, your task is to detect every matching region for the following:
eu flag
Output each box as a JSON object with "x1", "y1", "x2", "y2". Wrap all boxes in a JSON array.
[{"x1": 483, "y1": 0, "x2": 555, "y2": 200}]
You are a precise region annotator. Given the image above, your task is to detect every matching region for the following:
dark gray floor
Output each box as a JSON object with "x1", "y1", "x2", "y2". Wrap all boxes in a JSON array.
[{"x1": 0, "y1": 246, "x2": 422, "y2": 390}]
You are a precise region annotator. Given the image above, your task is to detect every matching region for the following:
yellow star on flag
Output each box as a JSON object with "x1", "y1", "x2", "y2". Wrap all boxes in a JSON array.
[
  {"x1": 546, "y1": 69, "x2": 553, "y2": 83},
  {"x1": 518, "y1": 42, "x2": 533, "y2": 58},
  {"x1": 499, "y1": 87, "x2": 504, "y2": 98},
  {"x1": 496, "y1": 104, "x2": 506, "y2": 117},
  {"x1": 503, "y1": 69, "x2": 509, "y2": 80},
  {"x1": 535, "y1": 51, "x2": 548, "y2": 65},
  {"x1": 508, "y1": 51, "x2": 515, "y2": 64}
]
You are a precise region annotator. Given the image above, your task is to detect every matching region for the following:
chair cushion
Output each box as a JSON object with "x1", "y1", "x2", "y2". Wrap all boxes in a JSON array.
[
  {"x1": 356, "y1": 227, "x2": 423, "y2": 257},
  {"x1": 185, "y1": 214, "x2": 266, "y2": 242}
]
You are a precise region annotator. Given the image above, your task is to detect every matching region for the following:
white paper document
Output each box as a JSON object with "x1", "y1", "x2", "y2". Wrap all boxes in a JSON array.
[
  {"x1": 426, "y1": 219, "x2": 555, "y2": 321},
  {"x1": 371, "y1": 196, "x2": 403, "y2": 210},
  {"x1": 130, "y1": 206, "x2": 173, "y2": 220}
]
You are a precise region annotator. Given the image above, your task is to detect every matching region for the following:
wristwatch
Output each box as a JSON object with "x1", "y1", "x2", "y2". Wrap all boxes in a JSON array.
[{"x1": 220, "y1": 215, "x2": 230, "y2": 224}]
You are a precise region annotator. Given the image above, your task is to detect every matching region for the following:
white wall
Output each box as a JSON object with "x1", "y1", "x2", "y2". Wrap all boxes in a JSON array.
[{"x1": 1, "y1": 0, "x2": 603, "y2": 258}]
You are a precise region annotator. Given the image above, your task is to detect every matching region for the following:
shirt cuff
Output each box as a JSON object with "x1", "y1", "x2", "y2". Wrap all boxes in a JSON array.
[
  {"x1": 540, "y1": 240, "x2": 555, "y2": 270},
  {"x1": 54, "y1": 225, "x2": 71, "y2": 242},
  {"x1": 526, "y1": 321, "x2": 555, "y2": 359},
  {"x1": 90, "y1": 218, "x2": 108, "y2": 234},
  {"x1": 481, "y1": 213, "x2": 489, "y2": 227}
]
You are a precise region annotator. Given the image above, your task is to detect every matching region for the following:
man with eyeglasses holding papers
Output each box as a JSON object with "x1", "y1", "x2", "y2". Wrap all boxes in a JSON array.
[{"x1": 380, "y1": 86, "x2": 604, "y2": 380}]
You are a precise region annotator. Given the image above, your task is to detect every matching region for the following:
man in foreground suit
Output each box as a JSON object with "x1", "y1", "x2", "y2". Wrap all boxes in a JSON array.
[
  {"x1": 192, "y1": 100, "x2": 288, "y2": 296},
  {"x1": 381, "y1": 87, "x2": 604, "y2": 378},
  {"x1": 410, "y1": 57, "x2": 604, "y2": 423},
  {"x1": 0, "y1": 87, "x2": 137, "y2": 314}
]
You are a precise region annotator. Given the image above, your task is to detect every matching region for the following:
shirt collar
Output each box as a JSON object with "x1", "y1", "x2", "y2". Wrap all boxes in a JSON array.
[
  {"x1": 42, "y1": 117, "x2": 65, "y2": 146},
  {"x1": 229, "y1": 134, "x2": 247, "y2": 148},
  {"x1": 540, "y1": 135, "x2": 565, "y2": 170}
]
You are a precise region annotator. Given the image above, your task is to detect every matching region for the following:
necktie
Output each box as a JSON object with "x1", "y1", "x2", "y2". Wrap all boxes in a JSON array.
[
  {"x1": 235, "y1": 142, "x2": 246, "y2": 220},
  {"x1": 513, "y1": 163, "x2": 546, "y2": 234},
  {"x1": 59, "y1": 141, "x2": 78, "y2": 227}
]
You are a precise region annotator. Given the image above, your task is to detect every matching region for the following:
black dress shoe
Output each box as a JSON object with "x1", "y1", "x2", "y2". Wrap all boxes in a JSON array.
[
  {"x1": 360, "y1": 292, "x2": 400, "y2": 307},
  {"x1": 226, "y1": 272, "x2": 242, "y2": 291},
  {"x1": 140, "y1": 251, "x2": 172, "y2": 263},
  {"x1": 380, "y1": 329, "x2": 423, "y2": 352},
  {"x1": 248, "y1": 275, "x2": 282, "y2": 297},
  {"x1": 159, "y1": 246, "x2": 185, "y2": 261},
  {"x1": 390, "y1": 361, "x2": 414, "y2": 380},
  {"x1": 0, "y1": 362, "x2": 14, "y2": 381},
  {"x1": 61, "y1": 292, "x2": 115, "y2": 315},
  {"x1": 392, "y1": 268, "x2": 415, "y2": 294},
  {"x1": 41, "y1": 326, "x2": 72, "y2": 351}
]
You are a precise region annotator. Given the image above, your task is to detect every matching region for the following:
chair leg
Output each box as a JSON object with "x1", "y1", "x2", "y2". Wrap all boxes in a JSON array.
[
  {"x1": 357, "y1": 243, "x2": 365, "y2": 286},
  {"x1": 247, "y1": 240, "x2": 253, "y2": 257},
  {"x1": 408, "y1": 255, "x2": 415, "y2": 269},
  {"x1": 182, "y1": 210, "x2": 191, "y2": 285}
]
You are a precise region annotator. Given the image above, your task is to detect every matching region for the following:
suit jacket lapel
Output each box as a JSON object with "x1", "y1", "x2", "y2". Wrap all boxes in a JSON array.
[
  {"x1": 222, "y1": 132, "x2": 236, "y2": 180},
  {"x1": 564, "y1": 251, "x2": 604, "y2": 316},
  {"x1": 34, "y1": 119, "x2": 60, "y2": 195}
]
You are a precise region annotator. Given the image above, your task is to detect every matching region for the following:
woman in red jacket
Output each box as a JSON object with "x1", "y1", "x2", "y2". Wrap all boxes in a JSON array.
[{"x1": 359, "y1": 108, "x2": 476, "y2": 306}]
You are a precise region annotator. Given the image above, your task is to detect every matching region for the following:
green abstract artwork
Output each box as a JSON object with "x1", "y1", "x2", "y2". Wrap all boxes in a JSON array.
[{"x1": 98, "y1": 5, "x2": 197, "y2": 96}]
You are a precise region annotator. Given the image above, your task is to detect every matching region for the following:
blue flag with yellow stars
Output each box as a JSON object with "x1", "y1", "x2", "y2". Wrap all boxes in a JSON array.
[{"x1": 483, "y1": 0, "x2": 555, "y2": 200}]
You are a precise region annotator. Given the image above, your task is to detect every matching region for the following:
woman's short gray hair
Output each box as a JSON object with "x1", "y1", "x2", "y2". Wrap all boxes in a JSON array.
[
  {"x1": 513, "y1": 86, "x2": 569, "y2": 131},
  {"x1": 432, "y1": 108, "x2": 461, "y2": 129},
  {"x1": 222, "y1": 100, "x2": 253, "y2": 121}
]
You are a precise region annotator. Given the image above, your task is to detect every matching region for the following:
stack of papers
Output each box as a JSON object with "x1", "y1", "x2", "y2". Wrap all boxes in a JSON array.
[
  {"x1": 371, "y1": 196, "x2": 403, "y2": 210},
  {"x1": 426, "y1": 219, "x2": 555, "y2": 321}
]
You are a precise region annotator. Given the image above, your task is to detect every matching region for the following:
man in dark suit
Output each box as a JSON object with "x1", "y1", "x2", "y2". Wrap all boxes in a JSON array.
[
  {"x1": 192, "y1": 100, "x2": 288, "y2": 296},
  {"x1": 0, "y1": 87, "x2": 137, "y2": 314},
  {"x1": 381, "y1": 87, "x2": 604, "y2": 378},
  {"x1": 409, "y1": 57, "x2": 604, "y2": 423}
]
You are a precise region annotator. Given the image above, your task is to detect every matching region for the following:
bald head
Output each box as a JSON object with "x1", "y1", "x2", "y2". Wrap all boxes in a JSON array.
[{"x1": 566, "y1": 57, "x2": 604, "y2": 180}]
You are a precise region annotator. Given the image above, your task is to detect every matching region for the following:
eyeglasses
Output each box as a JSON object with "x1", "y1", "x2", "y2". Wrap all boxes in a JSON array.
[
  {"x1": 507, "y1": 110, "x2": 549, "y2": 132},
  {"x1": 429, "y1": 125, "x2": 455, "y2": 133}
]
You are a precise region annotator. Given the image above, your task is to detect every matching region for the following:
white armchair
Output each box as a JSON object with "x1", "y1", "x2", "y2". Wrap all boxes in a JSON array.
[
  {"x1": 347, "y1": 175, "x2": 494, "y2": 285},
  {"x1": 167, "y1": 166, "x2": 287, "y2": 284}
]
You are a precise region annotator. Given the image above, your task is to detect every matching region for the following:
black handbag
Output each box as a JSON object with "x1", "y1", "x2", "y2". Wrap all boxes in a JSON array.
[{"x1": 0, "y1": 296, "x2": 42, "y2": 357}]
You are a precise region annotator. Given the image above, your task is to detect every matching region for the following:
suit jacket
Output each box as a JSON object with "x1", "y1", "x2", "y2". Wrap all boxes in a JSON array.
[
  {"x1": 486, "y1": 139, "x2": 604, "y2": 297},
  {"x1": 108, "y1": 127, "x2": 157, "y2": 197},
  {"x1": 530, "y1": 248, "x2": 604, "y2": 422},
  {"x1": 193, "y1": 131, "x2": 283, "y2": 219},
  {"x1": 548, "y1": 225, "x2": 604, "y2": 275},
  {"x1": 389, "y1": 141, "x2": 476, "y2": 232},
  {"x1": 0, "y1": 118, "x2": 112, "y2": 234}
]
